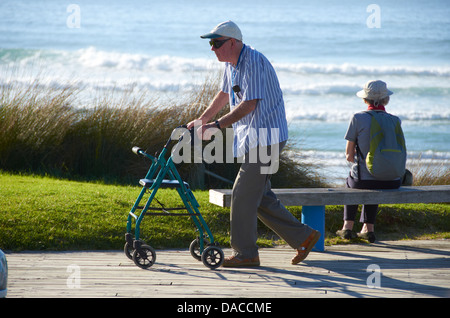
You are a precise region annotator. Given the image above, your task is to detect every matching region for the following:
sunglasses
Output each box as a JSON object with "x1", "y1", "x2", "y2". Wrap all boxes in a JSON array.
[{"x1": 209, "y1": 38, "x2": 231, "y2": 49}]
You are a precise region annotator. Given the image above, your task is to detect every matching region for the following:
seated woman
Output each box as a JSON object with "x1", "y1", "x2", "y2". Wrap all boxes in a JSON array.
[{"x1": 337, "y1": 80, "x2": 404, "y2": 243}]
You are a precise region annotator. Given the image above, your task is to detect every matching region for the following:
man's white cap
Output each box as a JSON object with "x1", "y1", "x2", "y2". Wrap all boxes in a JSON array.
[{"x1": 200, "y1": 20, "x2": 242, "y2": 41}]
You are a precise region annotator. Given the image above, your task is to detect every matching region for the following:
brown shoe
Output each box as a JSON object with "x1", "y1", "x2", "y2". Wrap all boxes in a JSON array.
[
  {"x1": 291, "y1": 230, "x2": 321, "y2": 265},
  {"x1": 222, "y1": 255, "x2": 260, "y2": 267}
]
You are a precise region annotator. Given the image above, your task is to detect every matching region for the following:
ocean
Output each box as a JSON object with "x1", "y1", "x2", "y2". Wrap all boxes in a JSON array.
[{"x1": 1, "y1": 0, "x2": 449, "y2": 185}]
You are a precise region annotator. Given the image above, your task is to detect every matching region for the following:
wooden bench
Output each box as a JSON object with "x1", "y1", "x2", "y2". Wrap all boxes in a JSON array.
[{"x1": 209, "y1": 185, "x2": 450, "y2": 251}]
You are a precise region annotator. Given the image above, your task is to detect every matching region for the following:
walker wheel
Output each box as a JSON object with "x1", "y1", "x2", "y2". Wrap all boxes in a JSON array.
[
  {"x1": 124, "y1": 242, "x2": 134, "y2": 260},
  {"x1": 189, "y1": 237, "x2": 210, "y2": 261},
  {"x1": 201, "y1": 246, "x2": 224, "y2": 269},
  {"x1": 132, "y1": 244, "x2": 156, "y2": 269}
]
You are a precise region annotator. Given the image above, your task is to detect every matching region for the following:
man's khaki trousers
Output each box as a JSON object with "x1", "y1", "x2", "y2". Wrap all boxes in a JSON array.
[{"x1": 230, "y1": 141, "x2": 314, "y2": 259}]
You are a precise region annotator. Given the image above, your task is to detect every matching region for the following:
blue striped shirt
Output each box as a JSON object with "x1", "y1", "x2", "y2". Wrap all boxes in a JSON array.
[{"x1": 222, "y1": 44, "x2": 289, "y2": 157}]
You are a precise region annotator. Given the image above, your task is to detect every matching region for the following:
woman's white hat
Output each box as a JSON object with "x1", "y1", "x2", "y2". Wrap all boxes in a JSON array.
[{"x1": 356, "y1": 80, "x2": 393, "y2": 100}]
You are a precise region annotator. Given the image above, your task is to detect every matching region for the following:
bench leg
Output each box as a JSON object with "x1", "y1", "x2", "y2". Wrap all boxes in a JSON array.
[{"x1": 301, "y1": 205, "x2": 325, "y2": 252}]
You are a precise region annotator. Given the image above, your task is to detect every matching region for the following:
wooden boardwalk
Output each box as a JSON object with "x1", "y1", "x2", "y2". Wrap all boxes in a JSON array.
[{"x1": 5, "y1": 240, "x2": 450, "y2": 298}]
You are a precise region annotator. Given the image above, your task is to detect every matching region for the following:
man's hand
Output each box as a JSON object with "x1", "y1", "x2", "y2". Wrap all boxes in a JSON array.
[
  {"x1": 196, "y1": 122, "x2": 220, "y2": 140},
  {"x1": 187, "y1": 119, "x2": 201, "y2": 130}
]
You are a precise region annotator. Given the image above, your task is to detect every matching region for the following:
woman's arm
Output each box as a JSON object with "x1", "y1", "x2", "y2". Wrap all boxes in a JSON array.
[{"x1": 346, "y1": 140, "x2": 356, "y2": 162}]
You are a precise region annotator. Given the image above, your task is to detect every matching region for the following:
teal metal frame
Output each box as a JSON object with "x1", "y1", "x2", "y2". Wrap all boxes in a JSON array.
[{"x1": 125, "y1": 129, "x2": 216, "y2": 256}]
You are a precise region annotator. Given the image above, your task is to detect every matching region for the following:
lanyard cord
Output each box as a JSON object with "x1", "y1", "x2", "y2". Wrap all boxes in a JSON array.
[{"x1": 231, "y1": 44, "x2": 245, "y2": 106}]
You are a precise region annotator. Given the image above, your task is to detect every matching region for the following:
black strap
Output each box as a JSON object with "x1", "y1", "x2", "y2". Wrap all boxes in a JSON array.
[
  {"x1": 355, "y1": 111, "x2": 375, "y2": 180},
  {"x1": 355, "y1": 139, "x2": 365, "y2": 180}
]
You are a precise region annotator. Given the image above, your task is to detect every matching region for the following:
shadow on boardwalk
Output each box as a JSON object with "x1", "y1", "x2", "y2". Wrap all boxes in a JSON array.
[{"x1": 5, "y1": 240, "x2": 450, "y2": 298}]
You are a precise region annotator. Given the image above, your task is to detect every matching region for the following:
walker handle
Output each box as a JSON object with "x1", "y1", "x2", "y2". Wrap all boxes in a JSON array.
[
  {"x1": 132, "y1": 146, "x2": 155, "y2": 161},
  {"x1": 132, "y1": 146, "x2": 144, "y2": 156}
]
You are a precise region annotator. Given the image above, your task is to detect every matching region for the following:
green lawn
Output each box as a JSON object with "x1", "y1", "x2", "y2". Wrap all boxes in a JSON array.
[{"x1": 1, "y1": 172, "x2": 448, "y2": 251}]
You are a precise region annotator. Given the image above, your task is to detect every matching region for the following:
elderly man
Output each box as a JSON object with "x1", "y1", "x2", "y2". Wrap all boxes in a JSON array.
[{"x1": 188, "y1": 21, "x2": 320, "y2": 267}]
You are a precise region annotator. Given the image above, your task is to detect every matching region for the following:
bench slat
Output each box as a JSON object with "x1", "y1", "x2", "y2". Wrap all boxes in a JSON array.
[{"x1": 209, "y1": 185, "x2": 450, "y2": 208}]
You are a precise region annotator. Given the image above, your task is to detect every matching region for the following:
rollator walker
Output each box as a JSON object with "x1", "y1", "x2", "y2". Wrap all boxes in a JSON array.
[{"x1": 124, "y1": 126, "x2": 224, "y2": 269}]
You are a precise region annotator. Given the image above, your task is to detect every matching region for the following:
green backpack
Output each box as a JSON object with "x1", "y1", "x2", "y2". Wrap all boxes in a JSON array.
[{"x1": 356, "y1": 111, "x2": 407, "y2": 180}]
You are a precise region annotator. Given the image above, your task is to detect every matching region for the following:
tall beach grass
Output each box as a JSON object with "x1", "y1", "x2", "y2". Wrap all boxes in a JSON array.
[
  {"x1": 407, "y1": 155, "x2": 450, "y2": 186},
  {"x1": 1, "y1": 69, "x2": 448, "y2": 188},
  {"x1": 0, "y1": 71, "x2": 328, "y2": 188}
]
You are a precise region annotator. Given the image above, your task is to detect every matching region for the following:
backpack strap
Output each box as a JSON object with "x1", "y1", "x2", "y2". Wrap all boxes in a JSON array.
[
  {"x1": 355, "y1": 139, "x2": 364, "y2": 180},
  {"x1": 355, "y1": 111, "x2": 376, "y2": 180},
  {"x1": 355, "y1": 111, "x2": 382, "y2": 179}
]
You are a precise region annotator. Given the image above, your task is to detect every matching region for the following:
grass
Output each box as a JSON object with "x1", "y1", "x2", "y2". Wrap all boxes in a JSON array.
[
  {"x1": 0, "y1": 71, "x2": 326, "y2": 189},
  {"x1": 1, "y1": 172, "x2": 448, "y2": 252},
  {"x1": 0, "y1": 172, "x2": 228, "y2": 251},
  {"x1": 407, "y1": 156, "x2": 450, "y2": 186}
]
